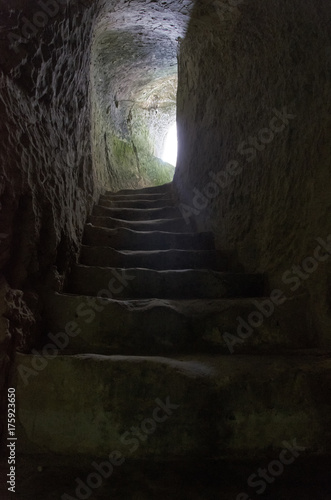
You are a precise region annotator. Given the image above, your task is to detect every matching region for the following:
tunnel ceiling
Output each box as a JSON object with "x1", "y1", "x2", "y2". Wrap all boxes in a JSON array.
[{"x1": 93, "y1": 0, "x2": 194, "y2": 102}]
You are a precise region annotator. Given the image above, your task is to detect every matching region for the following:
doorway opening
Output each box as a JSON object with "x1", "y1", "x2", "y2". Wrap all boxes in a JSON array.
[{"x1": 162, "y1": 123, "x2": 177, "y2": 167}]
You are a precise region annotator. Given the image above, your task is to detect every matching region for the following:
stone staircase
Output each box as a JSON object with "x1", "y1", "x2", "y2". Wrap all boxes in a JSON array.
[{"x1": 13, "y1": 182, "x2": 331, "y2": 498}]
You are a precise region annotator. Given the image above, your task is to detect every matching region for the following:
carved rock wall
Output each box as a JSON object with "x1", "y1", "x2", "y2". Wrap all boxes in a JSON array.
[{"x1": 174, "y1": 0, "x2": 331, "y2": 347}]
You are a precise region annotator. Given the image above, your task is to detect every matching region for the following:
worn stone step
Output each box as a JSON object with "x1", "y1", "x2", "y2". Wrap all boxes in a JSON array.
[
  {"x1": 80, "y1": 246, "x2": 225, "y2": 270},
  {"x1": 14, "y1": 352, "x2": 331, "y2": 459},
  {"x1": 68, "y1": 266, "x2": 266, "y2": 299},
  {"x1": 13, "y1": 457, "x2": 331, "y2": 500},
  {"x1": 99, "y1": 196, "x2": 174, "y2": 209},
  {"x1": 88, "y1": 215, "x2": 194, "y2": 233},
  {"x1": 43, "y1": 293, "x2": 315, "y2": 356},
  {"x1": 102, "y1": 192, "x2": 173, "y2": 201},
  {"x1": 83, "y1": 225, "x2": 214, "y2": 251},
  {"x1": 107, "y1": 182, "x2": 172, "y2": 196},
  {"x1": 93, "y1": 204, "x2": 181, "y2": 221}
]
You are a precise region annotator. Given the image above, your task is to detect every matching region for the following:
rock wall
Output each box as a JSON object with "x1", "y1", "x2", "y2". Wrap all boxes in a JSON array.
[
  {"x1": 0, "y1": 0, "x2": 193, "y2": 446},
  {"x1": 174, "y1": 0, "x2": 331, "y2": 347},
  {"x1": 0, "y1": 0, "x2": 101, "y2": 445}
]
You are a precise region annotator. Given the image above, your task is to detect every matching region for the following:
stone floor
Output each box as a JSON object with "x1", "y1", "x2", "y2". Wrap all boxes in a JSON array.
[
  {"x1": 1, "y1": 456, "x2": 330, "y2": 500},
  {"x1": 9, "y1": 185, "x2": 331, "y2": 499}
]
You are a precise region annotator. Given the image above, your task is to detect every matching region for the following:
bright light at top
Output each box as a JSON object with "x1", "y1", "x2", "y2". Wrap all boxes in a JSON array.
[{"x1": 162, "y1": 123, "x2": 177, "y2": 166}]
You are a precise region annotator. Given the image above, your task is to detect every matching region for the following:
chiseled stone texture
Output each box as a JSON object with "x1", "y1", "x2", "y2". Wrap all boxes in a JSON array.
[{"x1": 173, "y1": 0, "x2": 331, "y2": 347}]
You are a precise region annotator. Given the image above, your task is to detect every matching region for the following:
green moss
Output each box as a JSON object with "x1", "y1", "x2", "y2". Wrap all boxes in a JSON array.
[
  {"x1": 108, "y1": 134, "x2": 174, "y2": 187},
  {"x1": 108, "y1": 135, "x2": 141, "y2": 185},
  {"x1": 140, "y1": 155, "x2": 175, "y2": 186}
]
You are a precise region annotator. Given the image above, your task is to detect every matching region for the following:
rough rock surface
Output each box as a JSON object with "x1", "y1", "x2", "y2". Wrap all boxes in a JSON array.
[
  {"x1": 173, "y1": 0, "x2": 331, "y2": 347},
  {"x1": 0, "y1": 0, "x2": 99, "y2": 446},
  {"x1": 0, "y1": 0, "x2": 192, "y2": 445}
]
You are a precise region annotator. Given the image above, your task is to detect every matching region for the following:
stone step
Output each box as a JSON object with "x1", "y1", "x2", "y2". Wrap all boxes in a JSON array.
[
  {"x1": 13, "y1": 457, "x2": 331, "y2": 500},
  {"x1": 99, "y1": 196, "x2": 174, "y2": 209},
  {"x1": 93, "y1": 204, "x2": 181, "y2": 221},
  {"x1": 68, "y1": 266, "x2": 266, "y2": 299},
  {"x1": 107, "y1": 182, "x2": 172, "y2": 196},
  {"x1": 102, "y1": 192, "x2": 173, "y2": 201},
  {"x1": 80, "y1": 246, "x2": 226, "y2": 270},
  {"x1": 88, "y1": 215, "x2": 194, "y2": 233},
  {"x1": 83, "y1": 225, "x2": 214, "y2": 251},
  {"x1": 43, "y1": 293, "x2": 315, "y2": 356},
  {"x1": 14, "y1": 352, "x2": 331, "y2": 459}
]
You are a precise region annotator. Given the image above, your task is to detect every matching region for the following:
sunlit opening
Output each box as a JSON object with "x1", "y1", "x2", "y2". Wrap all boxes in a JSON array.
[{"x1": 162, "y1": 123, "x2": 177, "y2": 166}]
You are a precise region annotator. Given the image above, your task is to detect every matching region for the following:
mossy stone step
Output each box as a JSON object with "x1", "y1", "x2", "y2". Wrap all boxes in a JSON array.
[{"x1": 109, "y1": 182, "x2": 172, "y2": 196}]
